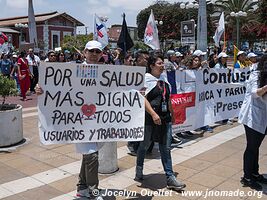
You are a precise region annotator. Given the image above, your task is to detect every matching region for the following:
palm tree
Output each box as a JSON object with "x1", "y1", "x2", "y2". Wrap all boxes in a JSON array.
[{"x1": 214, "y1": 0, "x2": 258, "y2": 48}]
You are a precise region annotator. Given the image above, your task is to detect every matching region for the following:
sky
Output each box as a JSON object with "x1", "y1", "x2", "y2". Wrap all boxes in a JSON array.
[{"x1": 0, "y1": 0, "x2": 182, "y2": 34}]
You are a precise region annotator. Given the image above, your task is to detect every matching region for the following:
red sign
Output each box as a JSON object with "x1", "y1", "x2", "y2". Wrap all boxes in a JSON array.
[{"x1": 171, "y1": 92, "x2": 196, "y2": 124}]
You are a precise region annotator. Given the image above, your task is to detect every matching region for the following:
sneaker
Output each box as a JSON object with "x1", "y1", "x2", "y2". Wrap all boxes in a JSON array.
[
  {"x1": 128, "y1": 151, "x2": 137, "y2": 156},
  {"x1": 252, "y1": 174, "x2": 267, "y2": 184},
  {"x1": 193, "y1": 128, "x2": 205, "y2": 134},
  {"x1": 172, "y1": 135, "x2": 183, "y2": 145},
  {"x1": 167, "y1": 176, "x2": 186, "y2": 190},
  {"x1": 94, "y1": 196, "x2": 103, "y2": 200},
  {"x1": 90, "y1": 189, "x2": 104, "y2": 200},
  {"x1": 127, "y1": 143, "x2": 134, "y2": 152},
  {"x1": 76, "y1": 188, "x2": 90, "y2": 198},
  {"x1": 206, "y1": 126, "x2": 213, "y2": 133},
  {"x1": 240, "y1": 177, "x2": 262, "y2": 191},
  {"x1": 180, "y1": 131, "x2": 194, "y2": 138},
  {"x1": 135, "y1": 166, "x2": 143, "y2": 181},
  {"x1": 227, "y1": 120, "x2": 233, "y2": 125}
]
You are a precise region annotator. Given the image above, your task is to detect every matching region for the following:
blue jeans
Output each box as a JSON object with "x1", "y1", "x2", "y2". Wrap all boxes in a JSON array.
[{"x1": 136, "y1": 122, "x2": 173, "y2": 177}]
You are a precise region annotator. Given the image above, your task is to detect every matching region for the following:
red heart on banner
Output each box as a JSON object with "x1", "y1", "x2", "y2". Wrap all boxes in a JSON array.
[{"x1": 81, "y1": 104, "x2": 96, "y2": 117}]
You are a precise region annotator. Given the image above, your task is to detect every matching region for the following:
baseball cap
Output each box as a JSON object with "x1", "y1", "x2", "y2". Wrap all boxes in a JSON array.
[
  {"x1": 84, "y1": 40, "x2": 103, "y2": 51},
  {"x1": 167, "y1": 50, "x2": 175, "y2": 56},
  {"x1": 217, "y1": 52, "x2": 229, "y2": 58},
  {"x1": 175, "y1": 51, "x2": 183, "y2": 57},
  {"x1": 247, "y1": 52, "x2": 257, "y2": 58},
  {"x1": 237, "y1": 51, "x2": 246, "y2": 56},
  {"x1": 193, "y1": 50, "x2": 206, "y2": 57}
]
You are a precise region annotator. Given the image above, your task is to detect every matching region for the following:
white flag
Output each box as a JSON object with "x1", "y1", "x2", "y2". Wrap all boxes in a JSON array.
[
  {"x1": 144, "y1": 10, "x2": 160, "y2": 50},
  {"x1": 213, "y1": 12, "x2": 225, "y2": 47},
  {"x1": 28, "y1": 0, "x2": 38, "y2": 51},
  {"x1": 94, "y1": 14, "x2": 109, "y2": 48}
]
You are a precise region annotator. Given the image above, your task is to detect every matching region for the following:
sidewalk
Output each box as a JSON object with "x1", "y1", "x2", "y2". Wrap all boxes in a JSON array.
[{"x1": 0, "y1": 106, "x2": 267, "y2": 200}]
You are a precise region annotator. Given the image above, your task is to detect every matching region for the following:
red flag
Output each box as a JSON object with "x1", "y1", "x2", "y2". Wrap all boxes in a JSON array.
[{"x1": 0, "y1": 32, "x2": 8, "y2": 45}]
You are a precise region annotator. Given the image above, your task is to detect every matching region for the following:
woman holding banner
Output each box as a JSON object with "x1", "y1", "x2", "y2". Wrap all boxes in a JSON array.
[
  {"x1": 135, "y1": 54, "x2": 186, "y2": 191},
  {"x1": 239, "y1": 54, "x2": 267, "y2": 191}
]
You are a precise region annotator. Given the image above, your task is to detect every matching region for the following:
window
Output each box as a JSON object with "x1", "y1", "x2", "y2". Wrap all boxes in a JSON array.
[{"x1": 51, "y1": 31, "x2": 60, "y2": 50}]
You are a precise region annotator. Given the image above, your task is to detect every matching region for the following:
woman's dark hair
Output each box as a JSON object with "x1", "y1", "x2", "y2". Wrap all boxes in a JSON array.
[
  {"x1": 124, "y1": 53, "x2": 132, "y2": 61},
  {"x1": 258, "y1": 54, "x2": 267, "y2": 88},
  {"x1": 135, "y1": 50, "x2": 149, "y2": 59},
  {"x1": 57, "y1": 52, "x2": 66, "y2": 62},
  {"x1": 184, "y1": 55, "x2": 199, "y2": 69},
  {"x1": 146, "y1": 54, "x2": 164, "y2": 73},
  {"x1": 19, "y1": 51, "x2": 26, "y2": 58}
]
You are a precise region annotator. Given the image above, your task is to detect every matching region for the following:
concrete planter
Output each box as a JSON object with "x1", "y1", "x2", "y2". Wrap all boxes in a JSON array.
[{"x1": 0, "y1": 105, "x2": 23, "y2": 147}]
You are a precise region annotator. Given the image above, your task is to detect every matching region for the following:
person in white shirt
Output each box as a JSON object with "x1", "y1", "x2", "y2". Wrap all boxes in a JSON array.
[
  {"x1": 247, "y1": 52, "x2": 258, "y2": 72},
  {"x1": 214, "y1": 52, "x2": 228, "y2": 69},
  {"x1": 239, "y1": 54, "x2": 267, "y2": 191},
  {"x1": 26, "y1": 48, "x2": 40, "y2": 93},
  {"x1": 36, "y1": 41, "x2": 104, "y2": 199}
]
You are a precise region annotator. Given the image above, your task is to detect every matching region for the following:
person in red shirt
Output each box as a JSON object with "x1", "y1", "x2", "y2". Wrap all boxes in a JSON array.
[{"x1": 17, "y1": 52, "x2": 31, "y2": 101}]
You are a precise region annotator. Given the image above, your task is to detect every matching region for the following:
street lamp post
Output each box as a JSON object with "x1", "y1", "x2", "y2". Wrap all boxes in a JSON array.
[
  {"x1": 99, "y1": 16, "x2": 108, "y2": 22},
  {"x1": 180, "y1": 1, "x2": 199, "y2": 50},
  {"x1": 15, "y1": 23, "x2": 28, "y2": 46},
  {"x1": 155, "y1": 19, "x2": 164, "y2": 51},
  {"x1": 197, "y1": 0, "x2": 207, "y2": 53},
  {"x1": 230, "y1": 11, "x2": 247, "y2": 49},
  {"x1": 180, "y1": 1, "x2": 199, "y2": 20}
]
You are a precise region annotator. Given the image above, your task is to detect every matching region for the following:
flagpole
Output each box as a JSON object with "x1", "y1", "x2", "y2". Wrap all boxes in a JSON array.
[
  {"x1": 122, "y1": 13, "x2": 126, "y2": 55},
  {"x1": 223, "y1": 29, "x2": 226, "y2": 51},
  {"x1": 93, "y1": 14, "x2": 96, "y2": 40}
]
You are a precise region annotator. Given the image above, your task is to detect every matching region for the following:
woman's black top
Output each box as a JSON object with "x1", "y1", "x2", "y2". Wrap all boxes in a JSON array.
[{"x1": 145, "y1": 80, "x2": 172, "y2": 144}]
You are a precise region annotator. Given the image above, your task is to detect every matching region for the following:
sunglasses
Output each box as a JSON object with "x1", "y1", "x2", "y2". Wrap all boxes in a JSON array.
[
  {"x1": 88, "y1": 49, "x2": 101, "y2": 54},
  {"x1": 50, "y1": 54, "x2": 56, "y2": 57}
]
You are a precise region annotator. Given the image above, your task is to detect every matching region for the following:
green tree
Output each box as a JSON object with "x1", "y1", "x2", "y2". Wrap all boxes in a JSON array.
[
  {"x1": 257, "y1": 0, "x2": 267, "y2": 39},
  {"x1": 136, "y1": 1, "x2": 198, "y2": 42},
  {"x1": 259, "y1": 0, "x2": 267, "y2": 25},
  {"x1": 214, "y1": 0, "x2": 259, "y2": 46},
  {"x1": 137, "y1": 0, "x2": 218, "y2": 48},
  {"x1": 61, "y1": 33, "x2": 93, "y2": 53},
  {"x1": 134, "y1": 41, "x2": 148, "y2": 50}
]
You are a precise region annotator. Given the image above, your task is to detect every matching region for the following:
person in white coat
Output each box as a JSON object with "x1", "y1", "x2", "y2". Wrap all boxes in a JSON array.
[
  {"x1": 36, "y1": 40, "x2": 104, "y2": 199},
  {"x1": 238, "y1": 54, "x2": 267, "y2": 191},
  {"x1": 74, "y1": 41, "x2": 104, "y2": 199}
]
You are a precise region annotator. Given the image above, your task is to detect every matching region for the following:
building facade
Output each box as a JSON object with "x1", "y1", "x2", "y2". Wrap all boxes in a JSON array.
[
  {"x1": 0, "y1": 11, "x2": 84, "y2": 53},
  {"x1": 108, "y1": 24, "x2": 138, "y2": 49}
]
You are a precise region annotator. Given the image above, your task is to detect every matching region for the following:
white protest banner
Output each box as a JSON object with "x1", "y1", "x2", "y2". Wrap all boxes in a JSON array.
[
  {"x1": 38, "y1": 63, "x2": 146, "y2": 145},
  {"x1": 170, "y1": 68, "x2": 250, "y2": 133}
]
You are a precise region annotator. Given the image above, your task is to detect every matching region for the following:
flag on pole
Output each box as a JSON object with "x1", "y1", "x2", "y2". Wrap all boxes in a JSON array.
[
  {"x1": 213, "y1": 12, "x2": 225, "y2": 47},
  {"x1": 0, "y1": 31, "x2": 8, "y2": 53},
  {"x1": 117, "y1": 13, "x2": 134, "y2": 54},
  {"x1": 0, "y1": 32, "x2": 8, "y2": 45},
  {"x1": 144, "y1": 10, "x2": 160, "y2": 50},
  {"x1": 233, "y1": 45, "x2": 239, "y2": 66},
  {"x1": 94, "y1": 14, "x2": 109, "y2": 48},
  {"x1": 28, "y1": 0, "x2": 38, "y2": 51}
]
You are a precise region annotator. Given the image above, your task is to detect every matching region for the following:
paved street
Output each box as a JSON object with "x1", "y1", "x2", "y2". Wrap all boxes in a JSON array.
[{"x1": 1, "y1": 93, "x2": 267, "y2": 200}]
